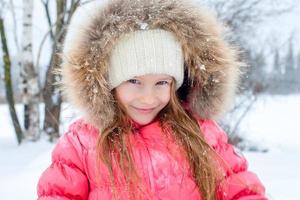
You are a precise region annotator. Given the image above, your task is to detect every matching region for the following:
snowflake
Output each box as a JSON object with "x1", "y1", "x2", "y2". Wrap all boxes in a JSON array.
[
  {"x1": 139, "y1": 22, "x2": 149, "y2": 30},
  {"x1": 200, "y1": 64, "x2": 206, "y2": 70}
]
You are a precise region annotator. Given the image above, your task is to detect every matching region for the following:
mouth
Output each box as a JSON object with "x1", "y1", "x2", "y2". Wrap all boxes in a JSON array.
[{"x1": 132, "y1": 106, "x2": 155, "y2": 114}]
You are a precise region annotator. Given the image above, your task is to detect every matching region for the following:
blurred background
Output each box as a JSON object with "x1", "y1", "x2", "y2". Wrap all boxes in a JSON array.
[{"x1": 0, "y1": 0, "x2": 299, "y2": 199}]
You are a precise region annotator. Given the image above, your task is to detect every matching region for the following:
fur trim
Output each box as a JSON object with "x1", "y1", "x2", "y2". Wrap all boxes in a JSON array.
[{"x1": 61, "y1": 0, "x2": 242, "y2": 129}]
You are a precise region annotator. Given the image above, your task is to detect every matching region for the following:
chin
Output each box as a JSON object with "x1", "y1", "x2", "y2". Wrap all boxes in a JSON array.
[{"x1": 132, "y1": 116, "x2": 155, "y2": 126}]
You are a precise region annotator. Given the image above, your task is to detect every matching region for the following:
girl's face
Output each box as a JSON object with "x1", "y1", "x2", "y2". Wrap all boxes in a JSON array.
[{"x1": 115, "y1": 74, "x2": 172, "y2": 125}]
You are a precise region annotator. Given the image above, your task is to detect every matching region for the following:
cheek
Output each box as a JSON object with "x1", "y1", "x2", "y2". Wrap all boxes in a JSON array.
[
  {"x1": 161, "y1": 94, "x2": 170, "y2": 105},
  {"x1": 157, "y1": 87, "x2": 171, "y2": 105},
  {"x1": 116, "y1": 87, "x2": 134, "y2": 106},
  {"x1": 118, "y1": 95, "x2": 131, "y2": 106}
]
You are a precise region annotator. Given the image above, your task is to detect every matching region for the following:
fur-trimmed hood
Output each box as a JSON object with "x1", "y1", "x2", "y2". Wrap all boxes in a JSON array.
[{"x1": 61, "y1": 0, "x2": 242, "y2": 129}]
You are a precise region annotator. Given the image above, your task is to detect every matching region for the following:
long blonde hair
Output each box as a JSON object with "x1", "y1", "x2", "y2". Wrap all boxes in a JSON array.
[{"x1": 96, "y1": 78, "x2": 224, "y2": 200}]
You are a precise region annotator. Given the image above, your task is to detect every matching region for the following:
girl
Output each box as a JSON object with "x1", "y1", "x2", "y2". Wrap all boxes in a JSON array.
[{"x1": 37, "y1": 0, "x2": 267, "y2": 199}]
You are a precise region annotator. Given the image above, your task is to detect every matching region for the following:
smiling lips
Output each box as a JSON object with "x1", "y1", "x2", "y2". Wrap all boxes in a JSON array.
[{"x1": 133, "y1": 106, "x2": 155, "y2": 114}]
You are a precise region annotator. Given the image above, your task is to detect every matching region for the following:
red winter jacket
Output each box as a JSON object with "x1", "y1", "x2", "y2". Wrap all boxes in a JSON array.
[{"x1": 37, "y1": 118, "x2": 267, "y2": 200}]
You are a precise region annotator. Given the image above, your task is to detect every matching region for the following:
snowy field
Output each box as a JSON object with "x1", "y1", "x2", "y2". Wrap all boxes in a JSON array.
[{"x1": 0, "y1": 95, "x2": 299, "y2": 200}]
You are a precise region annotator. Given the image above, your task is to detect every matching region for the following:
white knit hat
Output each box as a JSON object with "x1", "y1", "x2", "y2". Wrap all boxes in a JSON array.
[{"x1": 109, "y1": 29, "x2": 184, "y2": 89}]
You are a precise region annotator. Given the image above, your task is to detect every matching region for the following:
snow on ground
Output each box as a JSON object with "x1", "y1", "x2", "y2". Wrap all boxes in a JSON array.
[
  {"x1": 239, "y1": 94, "x2": 300, "y2": 200},
  {"x1": 245, "y1": 149, "x2": 300, "y2": 200},
  {"x1": 0, "y1": 95, "x2": 299, "y2": 200},
  {"x1": 0, "y1": 103, "x2": 80, "y2": 199}
]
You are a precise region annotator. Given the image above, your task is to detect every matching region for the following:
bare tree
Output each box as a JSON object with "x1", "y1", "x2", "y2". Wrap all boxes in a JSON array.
[
  {"x1": 41, "y1": 0, "x2": 81, "y2": 141},
  {"x1": 203, "y1": 0, "x2": 294, "y2": 149},
  {"x1": 204, "y1": 0, "x2": 294, "y2": 94},
  {"x1": 298, "y1": 52, "x2": 300, "y2": 69},
  {"x1": 284, "y1": 38, "x2": 297, "y2": 90},
  {"x1": 267, "y1": 34, "x2": 299, "y2": 94},
  {"x1": 205, "y1": 0, "x2": 294, "y2": 45},
  {"x1": 297, "y1": 51, "x2": 300, "y2": 76},
  {"x1": 273, "y1": 48, "x2": 281, "y2": 75},
  {"x1": 20, "y1": 0, "x2": 41, "y2": 140},
  {"x1": 0, "y1": 3, "x2": 23, "y2": 144},
  {"x1": 8, "y1": 0, "x2": 20, "y2": 52},
  {"x1": 297, "y1": 52, "x2": 300, "y2": 89}
]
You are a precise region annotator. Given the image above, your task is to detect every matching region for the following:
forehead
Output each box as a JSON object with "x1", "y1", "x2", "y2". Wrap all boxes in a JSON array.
[{"x1": 133, "y1": 74, "x2": 173, "y2": 80}]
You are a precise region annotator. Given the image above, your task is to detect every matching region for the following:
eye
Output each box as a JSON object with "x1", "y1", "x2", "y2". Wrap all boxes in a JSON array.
[
  {"x1": 128, "y1": 79, "x2": 140, "y2": 84},
  {"x1": 156, "y1": 80, "x2": 170, "y2": 85}
]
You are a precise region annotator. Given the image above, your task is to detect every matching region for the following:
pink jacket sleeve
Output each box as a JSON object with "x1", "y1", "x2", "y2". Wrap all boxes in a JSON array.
[
  {"x1": 199, "y1": 120, "x2": 267, "y2": 200},
  {"x1": 37, "y1": 122, "x2": 89, "y2": 200}
]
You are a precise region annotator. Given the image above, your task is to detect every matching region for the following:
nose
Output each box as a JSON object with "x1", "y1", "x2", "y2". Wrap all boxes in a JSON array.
[{"x1": 139, "y1": 87, "x2": 157, "y2": 106}]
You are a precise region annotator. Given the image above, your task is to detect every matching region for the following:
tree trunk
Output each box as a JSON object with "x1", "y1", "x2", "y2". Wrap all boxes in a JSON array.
[
  {"x1": 21, "y1": 0, "x2": 40, "y2": 140},
  {"x1": 42, "y1": 0, "x2": 80, "y2": 141},
  {"x1": 0, "y1": 17, "x2": 23, "y2": 145},
  {"x1": 42, "y1": 0, "x2": 66, "y2": 141}
]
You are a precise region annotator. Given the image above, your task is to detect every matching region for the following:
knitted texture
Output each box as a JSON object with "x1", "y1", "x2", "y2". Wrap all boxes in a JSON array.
[{"x1": 109, "y1": 29, "x2": 184, "y2": 89}]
